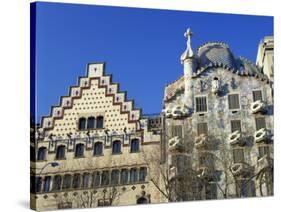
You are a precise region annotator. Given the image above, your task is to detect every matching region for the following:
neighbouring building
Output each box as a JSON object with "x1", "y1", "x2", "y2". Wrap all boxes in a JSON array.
[
  {"x1": 256, "y1": 36, "x2": 274, "y2": 81},
  {"x1": 30, "y1": 63, "x2": 163, "y2": 210},
  {"x1": 31, "y1": 29, "x2": 274, "y2": 211},
  {"x1": 162, "y1": 29, "x2": 273, "y2": 201}
]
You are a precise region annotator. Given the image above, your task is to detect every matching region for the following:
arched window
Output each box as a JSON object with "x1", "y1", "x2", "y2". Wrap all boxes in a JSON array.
[
  {"x1": 52, "y1": 175, "x2": 62, "y2": 191},
  {"x1": 43, "y1": 176, "x2": 51, "y2": 192},
  {"x1": 62, "y1": 174, "x2": 72, "y2": 190},
  {"x1": 78, "y1": 117, "x2": 86, "y2": 130},
  {"x1": 137, "y1": 197, "x2": 148, "y2": 204},
  {"x1": 72, "y1": 173, "x2": 81, "y2": 189},
  {"x1": 111, "y1": 170, "x2": 120, "y2": 185},
  {"x1": 75, "y1": 143, "x2": 84, "y2": 158},
  {"x1": 34, "y1": 176, "x2": 42, "y2": 193},
  {"x1": 130, "y1": 168, "x2": 138, "y2": 183},
  {"x1": 37, "y1": 147, "x2": 47, "y2": 161},
  {"x1": 82, "y1": 173, "x2": 90, "y2": 188},
  {"x1": 92, "y1": 171, "x2": 101, "y2": 187},
  {"x1": 101, "y1": 171, "x2": 109, "y2": 186},
  {"x1": 130, "y1": 139, "x2": 140, "y2": 153},
  {"x1": 56, "y1": 145, "x2": 65, "y2": 160},
  {"x1": 96, "y1": 116, "x2": 104, "y2": 129},
  {"x1": 112, "y1": 140, "x2": 121, "y2": 154},
  {"x1": 87, "y1": 117, "x2": 95, "y2": 129},
  {"x1": 139, "y1": 167, "x2": 147, "y2": 182},
  {"x1": 120, "y1": 169, "x2": 128, "y2": 184},
  {"x1": 93, "y1": 142, "x2": 103, "y2": 156}
]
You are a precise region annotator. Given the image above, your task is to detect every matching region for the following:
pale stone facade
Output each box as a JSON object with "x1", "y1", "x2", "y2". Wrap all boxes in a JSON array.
[
  {"x1": 162, "y1": 29, "x2": 273, "y2": 201},
  {"x1": 30, "y1": 63, "x2": 163, "y2": 211}
]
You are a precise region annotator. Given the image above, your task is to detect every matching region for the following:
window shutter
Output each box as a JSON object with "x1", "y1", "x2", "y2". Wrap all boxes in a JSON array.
[
  {"x1": 255, "y1": 117, "x2": 266, "y2": 130},
  {"x1": 231, "y1": 120, "x2": 241, "y2": 132},
  {"x1": 253, "y1": 90, "x2": 263, "y2": 102},
  {"x1": 233, "y1": 149, "x2": 244, "y2": 163},
  {"x1": 228, "y1": 94, "x2": 240, "y2": 110},
  {"x1": 197, "y1": 123, "x2": 208, "y2": 135},
  {"x1": 196, "y1": 97, "x2": 207, "y2": 112},
  {"x1": 172, "y1": 125, "x2": 183, "y2": 138}
]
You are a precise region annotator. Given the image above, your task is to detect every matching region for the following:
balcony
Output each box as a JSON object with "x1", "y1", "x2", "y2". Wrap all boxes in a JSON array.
[
  {"x1": 168, "y1": 136, "x2": 185, "y2": 153},
  {"x1": 228, "y1": 131, "x2": 245, "y2": 146},
  {"x1": 251, "y1": 100, "x2": 267, "y2": 114},
  {"x1": 254, "y1": 128, "x2": 271, "y2": 143},
  {"x1": 162, "y1": 104, "x2": 189, "y2": 119},
  {"x1": 195, "y1": 134, "x2": 208, "y2": 149},
  {"x1": 231, "y1": 163, "x2": 253, "y2": 177}
]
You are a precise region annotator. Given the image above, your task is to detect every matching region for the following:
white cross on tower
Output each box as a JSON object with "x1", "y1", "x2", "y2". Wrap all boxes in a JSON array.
[{"x1": 184, "y1": 28, "x2": 194, "y2": 58}]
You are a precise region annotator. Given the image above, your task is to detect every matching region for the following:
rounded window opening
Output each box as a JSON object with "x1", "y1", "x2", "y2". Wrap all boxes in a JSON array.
[{"x1": 137, "y1": 197, "x2": 148, "y2": 204}]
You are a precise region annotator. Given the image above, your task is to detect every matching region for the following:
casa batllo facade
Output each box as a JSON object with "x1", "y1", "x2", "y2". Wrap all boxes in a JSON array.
[
  {"x1": 30, "y1": 63, "x2": 163, "y2": 210},
  {"x1": 30, "y1": 29, "x2": 274, "y2": 211},
  {"x1": 162, "y1": 29, "x2": 273, "y2": 201}
]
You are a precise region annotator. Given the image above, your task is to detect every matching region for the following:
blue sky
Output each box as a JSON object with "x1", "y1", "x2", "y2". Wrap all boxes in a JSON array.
[{"x1": 34, "y1": 2, "x2": 273, "y2": 123}]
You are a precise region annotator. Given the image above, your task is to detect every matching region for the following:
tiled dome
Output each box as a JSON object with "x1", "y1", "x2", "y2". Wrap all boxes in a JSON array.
[{"x1": 197, "y1": 42, "x2": 237, "y2": 69}]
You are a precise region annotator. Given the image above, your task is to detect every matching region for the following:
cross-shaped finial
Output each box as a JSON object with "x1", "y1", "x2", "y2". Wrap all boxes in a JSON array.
[
  {"x1": 184, "y1": 28, "x2": 193, "y2": 38},
  {"x1": 180, "y1": 27, "x2": 195, "y2": 63}
]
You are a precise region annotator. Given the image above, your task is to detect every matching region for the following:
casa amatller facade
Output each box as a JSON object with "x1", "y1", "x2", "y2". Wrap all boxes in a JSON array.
[{"x1": 30, "y1": 28, "x2": 274, "y2": 211}]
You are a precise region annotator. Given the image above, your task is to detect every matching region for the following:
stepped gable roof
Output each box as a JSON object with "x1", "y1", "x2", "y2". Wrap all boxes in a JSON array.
[{"x1": 40, "y1": 62, "x2": 142, "y2": 132}]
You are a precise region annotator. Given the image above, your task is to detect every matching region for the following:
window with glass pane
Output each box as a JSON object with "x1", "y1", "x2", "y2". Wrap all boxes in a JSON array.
[
  {"x1": 233, "y1": 149, "x2": 244, "y2": 163},
  {"x1": 112, "y1": 140, "x2": 121, "y2": 154},
  {"x1": 35, "y1": 177, "x2": 42, "y2": 193},
  {"x1": 37, "y1": 147, "x2": 47, "y2": 161},
  {"x1": 171, "y1": 125, "x2": 183, "y2": 138},
  {"x1": 255, "y1": 117, "x2": 266, "y2": 130},
  {"x1": 82, "y1": 173, "x2": 90, "y2": 188},
  {"x1": 101, "y1": 171, "x2": 109, "y2": 186},
  {"x1": 72, "y1": 174, "x2": 81, "y2": 189},
  {"x1": 258, "y1": 146, "x2": 270, "y2": 158},
  {"x1": 98, "y1": 199, "x2": 111, "y2": 207},
  {"x1": 120, "y1": 169, "x2": 128, "y2": 184},
  {"x1": 96, "y1": 116, "x2": 104, "y2": 129},
  {"x1": 94, "y1": 142, "x2": 103, "y2": 156},
  {"x1": 62, "y1": 175, "x2": 72, "y2": 190},
  {"x1": 75, "y1": 143, "x2": 84, "y2": 157},
  {"x1": 43, "y1": 176, "x2": 51, "y2": 192},
  {"x1": 87, "y1": 117, "x2": 95, "y2": 129},
  {"x1": 228, "y1": 94, "x2": 240, "y2": 110},
  {"x1": 253, "y1": 90, "x2": 263, "y2": 102},
  {"x1": 92, "y1": 171, "x2": 101, "y2": 187},
  {"x1": 111, "y1": 170, "x2": 120, "y2": 185},
  {"x1": 52, "y1": 175, "x2": 62, "y2": 191},
  {"x1": 130, "y1": 168, "x2": 138, "y2": 183},
  {"x1": 231, "y1": 120, "x2": 241, "y2": 132},
  {"x1": 139, "y1": 167, "x2": 147, "y2": 182},
  {"x1": 78, "y1": 117, "x2": 86, "y2": 130},
  {"x1": 130, "y1": 139, "x2": 139, "y2": 153},
  {"x1": 197, "y1": 123, "x2": 208, "y2": 135},
  {"x1": 195, "y1": 97, "x2": 207, "y2": 112},
  {"x1": 56, "y1": 145, "x2": 65, "y2": 160}
]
